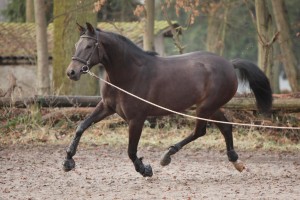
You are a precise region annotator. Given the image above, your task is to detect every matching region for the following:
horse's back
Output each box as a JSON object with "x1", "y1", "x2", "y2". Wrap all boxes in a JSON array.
[
  {"x1": 159, "y1": 51, "x2": 235, "y2": 76},
  {"x1": 147, "y1": 51, "x2": 238, "y2": 114},
  {"x1": 157, "y1": 51, "x2": 237, "y2": 90}
]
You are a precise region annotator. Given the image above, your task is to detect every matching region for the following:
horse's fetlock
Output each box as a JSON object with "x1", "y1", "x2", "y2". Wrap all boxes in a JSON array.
[
  {"x1": 133, "y1": 157, "x2": 152, "y2": 177},
  {"x1": 227, "y1": 150, "x2": 238, "y2": 162},
  {"x1": 66, "y1": 145, "x2": 76, "y2": 158},
  {"x1": 133, "y1": 157, "x2": 144, "y2": 173},
  {"x1": 169, "y1": 144, "x2": 181, "y2": 155},
  {"x1": 128, "y1": 151, "x2": 138, "y2": 162}
]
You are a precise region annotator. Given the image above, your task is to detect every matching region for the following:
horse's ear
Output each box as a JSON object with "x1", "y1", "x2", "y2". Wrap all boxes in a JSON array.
[
  {"x1": 76, "y1": 22, "x2": 85, "y2": 34},
  {"x1": 86, "y1": 22, "x2": 95, "y2": 34}
]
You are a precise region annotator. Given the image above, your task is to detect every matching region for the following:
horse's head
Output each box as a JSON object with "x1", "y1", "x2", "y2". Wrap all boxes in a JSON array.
[{"x1": 66, "y1": 22, "x2": 105, "y2": 81}]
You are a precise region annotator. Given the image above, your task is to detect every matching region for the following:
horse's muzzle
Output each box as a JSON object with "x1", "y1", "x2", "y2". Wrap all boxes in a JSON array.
[
  {"x1": 67, "y1": 69, "x2": 75, "y2": 77},
  {"x1": 66, "y1": 69, "x2": 80, "y2": 81}
]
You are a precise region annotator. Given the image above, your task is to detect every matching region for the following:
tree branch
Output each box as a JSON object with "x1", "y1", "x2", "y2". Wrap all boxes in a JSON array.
[{"x1": 161, "y1": 3, "x2": 185, "y2": 54}]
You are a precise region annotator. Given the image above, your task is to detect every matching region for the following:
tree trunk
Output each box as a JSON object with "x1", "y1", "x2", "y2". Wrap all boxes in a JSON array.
[
  {"x1": 206, "y1": 12, "x2": 221, "y2": 53},
  {"x1": 255, "y1": 0, "x2": 278, "y2": 90},
  {"x1": 272, "y1": 0, "x2": 299, "y2": 92},
  {"x1": 272, "y1": 43, "x2": 281, "y2": 93},
  {"x1": 206, "y1": 1, "x2": 228, "y2": 56},
  {"x1": 53, "y1": 0, "x2": 99, "y2": 95},
  {"x1": 34, "y1": 0, "x2": 50, "y2": 95},
  {"x1": 26, "y1": 0, "x2": 34, "y2": 22},
  {"x1": 143, "y1": 0, "x2": 155, "y2": 51},
  {"x1": 255, "y1": 0, "x2": 272, "y2": 72}
]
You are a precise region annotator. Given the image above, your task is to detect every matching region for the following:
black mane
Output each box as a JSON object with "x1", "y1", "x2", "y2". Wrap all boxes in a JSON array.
[
  {"x1": 146, "y1": 51, "x2": 159, "y2": 56},
  {"x1": 102, "y1": 30, "x2": 158, "y2": 57}
]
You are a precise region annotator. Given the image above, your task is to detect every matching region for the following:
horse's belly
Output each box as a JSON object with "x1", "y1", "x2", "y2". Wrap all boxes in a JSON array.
[{"x1": 146, "y1": 90, "x2": 198, "y2": 116}]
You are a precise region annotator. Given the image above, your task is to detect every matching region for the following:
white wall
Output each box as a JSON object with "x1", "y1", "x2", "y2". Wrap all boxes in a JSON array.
[
  {"x1": 237, "y1": 72, "x2": 291, "y2": 94},
  {"x1": 0, "y1": 64, "x2": 52, "y2": 98}
]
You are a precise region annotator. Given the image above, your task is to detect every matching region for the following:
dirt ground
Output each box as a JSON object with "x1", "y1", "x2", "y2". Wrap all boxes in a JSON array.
[{"x1": 0, "y1": 145, "x2": 299, "y2": 200}]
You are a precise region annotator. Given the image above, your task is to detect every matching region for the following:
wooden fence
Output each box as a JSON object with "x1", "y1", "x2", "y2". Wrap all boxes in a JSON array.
[{"x1": 0, "y1": 95, "x2": 300, "y2": 112}]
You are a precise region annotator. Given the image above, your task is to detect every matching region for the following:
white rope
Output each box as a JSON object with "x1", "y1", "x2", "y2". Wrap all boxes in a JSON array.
[{"x1": 87, "y1": 70, "x2": 300, "y2": 130}]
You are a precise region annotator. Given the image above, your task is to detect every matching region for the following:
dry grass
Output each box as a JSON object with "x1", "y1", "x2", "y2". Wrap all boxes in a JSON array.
[{"x1": 0, "y1": 108, "x2": 299, "y2": 152}]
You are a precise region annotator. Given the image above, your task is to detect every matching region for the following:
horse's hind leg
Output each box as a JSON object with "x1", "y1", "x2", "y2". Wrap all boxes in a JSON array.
[
  {"x1": 63, "y1": 101, "x2": 114, "y2": 172},
  {"x1": 160, "y1": 108, "x2": 209, "y2": 166},
  {"x1": 211, "y1": 109, "x2": 246, "y2": 172}
]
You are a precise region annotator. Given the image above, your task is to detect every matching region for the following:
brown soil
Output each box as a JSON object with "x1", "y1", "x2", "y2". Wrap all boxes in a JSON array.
[{"x1": 1, "y1": 145, "x2": 299, "y2": 200}]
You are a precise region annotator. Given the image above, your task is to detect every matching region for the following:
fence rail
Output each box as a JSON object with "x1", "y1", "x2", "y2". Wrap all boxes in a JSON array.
[{"x1": 0, "y1": 95, "x2": 300, "y2": 112}]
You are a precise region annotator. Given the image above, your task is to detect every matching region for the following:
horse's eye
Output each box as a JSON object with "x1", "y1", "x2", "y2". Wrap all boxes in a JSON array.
[{"x1": 86, "y1": 45, "x2": 92, "y2": 49}]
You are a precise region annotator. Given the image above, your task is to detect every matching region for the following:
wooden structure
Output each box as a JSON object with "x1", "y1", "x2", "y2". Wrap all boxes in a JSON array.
[
  {"x1": 0, "y1": 21, "x2": 180, "y2": 65},
  {"x1": 1, "y1": 95, "x2": 299, "y2": 112},
  {"x1": 0, "y1": 21, "x2": 180, "y2": 98}
]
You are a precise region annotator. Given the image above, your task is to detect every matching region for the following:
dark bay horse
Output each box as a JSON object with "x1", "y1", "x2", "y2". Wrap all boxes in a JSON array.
[{"x1": 63, "y1": 22, "x2": 272, "y2": 177}]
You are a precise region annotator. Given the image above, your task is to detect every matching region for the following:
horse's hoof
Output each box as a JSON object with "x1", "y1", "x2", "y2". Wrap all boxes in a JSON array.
[
  {"x1": 160, "y1": 151, "x2": 171, "y2": 166},
  {"x1": 63, "y1": 158, "x2": 75, "y2": 172},
  {"x1": 143, "y1": 164, "x2": 153, "y2": 177},
  {"x1": 232, "y1": 160, "x2": 246, "y2": 172}
]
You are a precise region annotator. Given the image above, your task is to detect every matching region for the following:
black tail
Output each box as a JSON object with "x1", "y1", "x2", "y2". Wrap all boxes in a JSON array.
[{"x1": 231, "y1": 59, "x2": 273, "y2": 113}]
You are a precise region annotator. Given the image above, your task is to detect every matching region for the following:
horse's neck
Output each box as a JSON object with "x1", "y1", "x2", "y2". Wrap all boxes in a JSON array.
[
  {"x1": 103, "y1": 55, "x2": 136, "y2": 83},
  {"x1": 103, "y1": 43, "x2": 151, "y2": 84}
]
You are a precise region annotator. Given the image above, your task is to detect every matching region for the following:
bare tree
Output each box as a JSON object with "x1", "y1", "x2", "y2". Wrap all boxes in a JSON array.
[
  {"x1": 34, "y1": 0, "x2": 50, "y2": 95},
  {"x1": 53, "y1": 0, "x2": 98, "y2": 95},
  {"x1": 255, "y1": 0, "x2": 272, "y2": 72},
  {"x1": 255, "y1": 0, "x2": 280, "y2": 92},
  {"x1": 272, "y1": 0, "x2": 299, "y2": 92},
  {"x1": 143, "y1": 0, "x2": 155, "y2": 51},
  {"x1": 26, "y1": 0, "x2": 34, "y2": 22},
  {"x1": 206, "y1": 1, "x2": 229, "y2": 56}
]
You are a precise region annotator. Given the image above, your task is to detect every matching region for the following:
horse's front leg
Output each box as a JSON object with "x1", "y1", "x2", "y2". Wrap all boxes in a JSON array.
[
  {"x1": 63, "y1": 101, "x2": 114, "y2": 172},
  {"x1": 128, "y1": 118, "x2": 153, "y2": 177}
]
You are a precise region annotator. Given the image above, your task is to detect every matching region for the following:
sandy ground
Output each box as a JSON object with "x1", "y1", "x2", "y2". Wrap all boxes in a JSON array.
[{"x1": 0, "y1": 145, "x2": 299, "y2": 200}]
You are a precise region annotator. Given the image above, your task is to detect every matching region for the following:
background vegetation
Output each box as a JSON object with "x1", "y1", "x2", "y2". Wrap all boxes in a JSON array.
[
  {"x1": 1, "y1": 107, "x2": 299, "y2": 150},
  {"x1": 2, "y1": 0, "x2": 299, "y2": 60}
]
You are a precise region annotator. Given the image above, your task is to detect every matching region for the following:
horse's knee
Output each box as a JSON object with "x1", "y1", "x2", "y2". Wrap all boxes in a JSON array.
[
  {"x1": 75, "y1": 124, "x2": 84, "y2": 135},
  {"x1": 76, "y1": 119, "x2": 91, "y2": 134}
]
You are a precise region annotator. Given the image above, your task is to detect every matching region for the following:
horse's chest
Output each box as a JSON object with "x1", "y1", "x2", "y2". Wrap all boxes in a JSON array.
[{"x1": 102, "y1": 89, "x2": 138, "y2": 120}]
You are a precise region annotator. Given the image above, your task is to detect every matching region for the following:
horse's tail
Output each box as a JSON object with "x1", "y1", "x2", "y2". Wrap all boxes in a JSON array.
[{"x1": 231, "y1": 59, "x2": 273, "y2": 113}]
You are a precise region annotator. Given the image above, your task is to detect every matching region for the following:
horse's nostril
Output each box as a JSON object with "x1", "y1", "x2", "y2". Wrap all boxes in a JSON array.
[{"x1": 67, "y1": 70, "x2": 75, "y2": 77}]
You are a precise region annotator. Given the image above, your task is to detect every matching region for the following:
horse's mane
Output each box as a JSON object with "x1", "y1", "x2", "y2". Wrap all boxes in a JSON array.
[{"x1": 101, "y1": 30, "x2": 158, "y2": 57}]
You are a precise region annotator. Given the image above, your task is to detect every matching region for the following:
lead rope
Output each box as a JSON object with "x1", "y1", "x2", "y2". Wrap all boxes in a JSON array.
[{"x1": 86, "y1": 70, "x2": 300, "y2": 130}]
